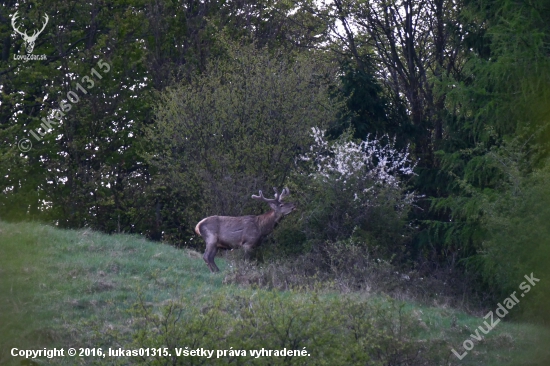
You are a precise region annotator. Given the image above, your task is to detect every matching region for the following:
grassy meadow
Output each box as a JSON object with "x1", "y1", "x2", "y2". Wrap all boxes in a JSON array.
[{"x1": 1, "y1": 220, "x2": 549, "y2": 365}]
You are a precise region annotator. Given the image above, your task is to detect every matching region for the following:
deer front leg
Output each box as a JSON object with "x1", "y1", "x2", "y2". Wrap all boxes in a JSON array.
[{"x1": 242, "y1": 243, "x2": 255, "y2": 262}]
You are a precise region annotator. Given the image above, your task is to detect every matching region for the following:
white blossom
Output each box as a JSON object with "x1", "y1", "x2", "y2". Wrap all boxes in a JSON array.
[{"x1": 302, "y1": 127, "x2": 416, "y2": 189}]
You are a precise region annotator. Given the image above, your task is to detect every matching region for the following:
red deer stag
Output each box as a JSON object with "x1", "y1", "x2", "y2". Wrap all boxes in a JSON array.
[{"x1": 195, "y1": 187, "x2": 296, "y2": 272}]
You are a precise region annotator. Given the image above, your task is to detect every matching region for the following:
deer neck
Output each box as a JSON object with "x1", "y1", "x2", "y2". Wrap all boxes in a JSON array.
[{"x1": 257, "y1": 210, "x2": 282, "y2": 236}]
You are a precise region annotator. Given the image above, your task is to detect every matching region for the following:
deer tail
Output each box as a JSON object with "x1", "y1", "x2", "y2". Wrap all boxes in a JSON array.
[{"x1": 194, "y1": 218, "x2": 207, "y2": 236}]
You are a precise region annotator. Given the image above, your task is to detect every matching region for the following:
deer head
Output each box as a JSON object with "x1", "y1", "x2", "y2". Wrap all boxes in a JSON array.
[
  {"x1": 12, "y1": 11, "x2": 49, "y2": 54},
  {"x1": 252, "y1": 187, "x2": 296, "y2": 217}
]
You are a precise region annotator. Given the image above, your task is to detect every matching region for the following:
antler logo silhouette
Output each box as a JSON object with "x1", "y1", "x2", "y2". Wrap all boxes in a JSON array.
[{"x1": 11, "y1": 11, "x2": 49, "y2": 54}]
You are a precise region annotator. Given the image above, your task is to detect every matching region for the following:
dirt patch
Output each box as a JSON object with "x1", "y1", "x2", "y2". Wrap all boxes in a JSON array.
[{"x1": 89, "y1": 280, "x2": 115, "y2": 293}]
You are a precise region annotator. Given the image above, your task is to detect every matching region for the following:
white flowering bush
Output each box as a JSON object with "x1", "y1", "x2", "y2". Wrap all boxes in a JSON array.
[
  {"x1": 300, "y1": 127, "x2": 417, "y2": 204},
  {"x1": 272, "y1": 127, "x2": 418, "y2": 259}
]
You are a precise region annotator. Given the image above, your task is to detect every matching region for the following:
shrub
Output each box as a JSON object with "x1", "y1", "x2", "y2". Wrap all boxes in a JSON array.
[
  {"x1": 125, "y1": 290, "x2": 448, "y2": 365},
  {"x1": 277, "y1": 128, "x2": 417, "y2": 259}
]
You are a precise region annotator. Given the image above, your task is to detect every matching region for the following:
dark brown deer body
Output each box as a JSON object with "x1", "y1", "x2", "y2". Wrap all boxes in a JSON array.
[{"x1": 195, "y1": 188, "x2": 295, "y2": 272}]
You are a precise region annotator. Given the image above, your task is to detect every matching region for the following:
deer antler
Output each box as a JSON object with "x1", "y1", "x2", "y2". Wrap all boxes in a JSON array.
[
  {"x1": 29, "y1": 13, "x2": 48, "y2": 39},
  {"x1": 252, "y1": 187, "x2": 290, "y2": 203},
  {"x1": 278, "y1": 187, "x2": 290, "y2": 201},
  {"x1": 11, "y1": 12, "x2": 27, "y2": 38},
  {"x1": 252, "y1": 190, "x2": 278, "y2": 203}
]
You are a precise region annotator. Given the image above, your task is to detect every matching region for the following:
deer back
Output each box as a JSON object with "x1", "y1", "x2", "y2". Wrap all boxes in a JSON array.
[{"x1": 195, "y1": 215, "x2": 264, "y2": 249}]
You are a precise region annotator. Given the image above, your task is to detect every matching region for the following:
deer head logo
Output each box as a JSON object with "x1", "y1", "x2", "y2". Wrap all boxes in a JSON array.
[{"x1": 11, "y1": 11, "x2": 49, "y2": 54}]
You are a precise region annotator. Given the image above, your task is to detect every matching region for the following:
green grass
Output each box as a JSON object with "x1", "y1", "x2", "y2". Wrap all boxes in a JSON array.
[
  {"x1": 0, "y1": 221, "x2": 226, "y2": 364},
  {"x1": 1, "y1": 221, "x2": 549, "y2": 365}
]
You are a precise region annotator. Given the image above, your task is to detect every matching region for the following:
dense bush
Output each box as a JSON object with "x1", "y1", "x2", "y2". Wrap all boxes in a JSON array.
[
  {"x1": 125, "y1": 290, "x2": 448, "y2": 365},
  {"x1": 268, "y1": 128, "x2": 417, "y2": 260}
]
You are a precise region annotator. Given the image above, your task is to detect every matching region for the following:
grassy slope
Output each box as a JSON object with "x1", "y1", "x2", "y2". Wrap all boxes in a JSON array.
[{"x1": 1, "y1": 220, "x2": 549, "y2": 365}]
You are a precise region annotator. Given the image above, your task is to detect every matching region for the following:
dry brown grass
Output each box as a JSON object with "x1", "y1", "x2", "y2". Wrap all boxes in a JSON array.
[{"x1": 223, "y1": 242, "x2": 488, "y2": 313}]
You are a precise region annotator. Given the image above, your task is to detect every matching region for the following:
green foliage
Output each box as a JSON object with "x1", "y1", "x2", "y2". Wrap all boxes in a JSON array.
[
  {"x1": 1, "y1": 0, "x2": 156, "y2": 232},
  {"x1": 127, "y1": 290, "x2": 450, "y2": 365},
  {"x1": 329, "y1": 61, "x2": 411, "y2": 145},
  {"x1": 0, "y1": 0, "x2": 322, "y2": 238},
  {"x1": 429, "y1": 131, "x2": 550, "y2": 320},
  {"x1": 422, "y1": 0, "x2": 550, "y2": 321},
  {"x1": 476, "y1": 144, "x2": 550, "y2": 321},
  {"x1": 145, "y1": 42, "x2": 341, "y2": 246}
]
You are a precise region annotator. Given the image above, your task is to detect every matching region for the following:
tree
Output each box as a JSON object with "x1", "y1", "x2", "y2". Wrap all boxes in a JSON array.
[
  {"x1": 428, "y1": 0, "x2": 550, "y2": 319},
  {"x1": 0, "y1": 0, "x2": 325, "y2": 236},
  {"x1": 318, "y1": 0, "x2": 466, "y2": 165},
  {"x1": 144, "y1": 42, "x2": 341, "y2": 246}
]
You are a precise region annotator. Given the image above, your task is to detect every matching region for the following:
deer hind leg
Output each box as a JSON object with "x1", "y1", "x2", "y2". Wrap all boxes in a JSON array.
[
  {"x1": 203, "y1": 247, "x2": 219, "y2": 273},
  {"x1": 203, "y1": 235, "x2": 220, "y2": 273}
]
